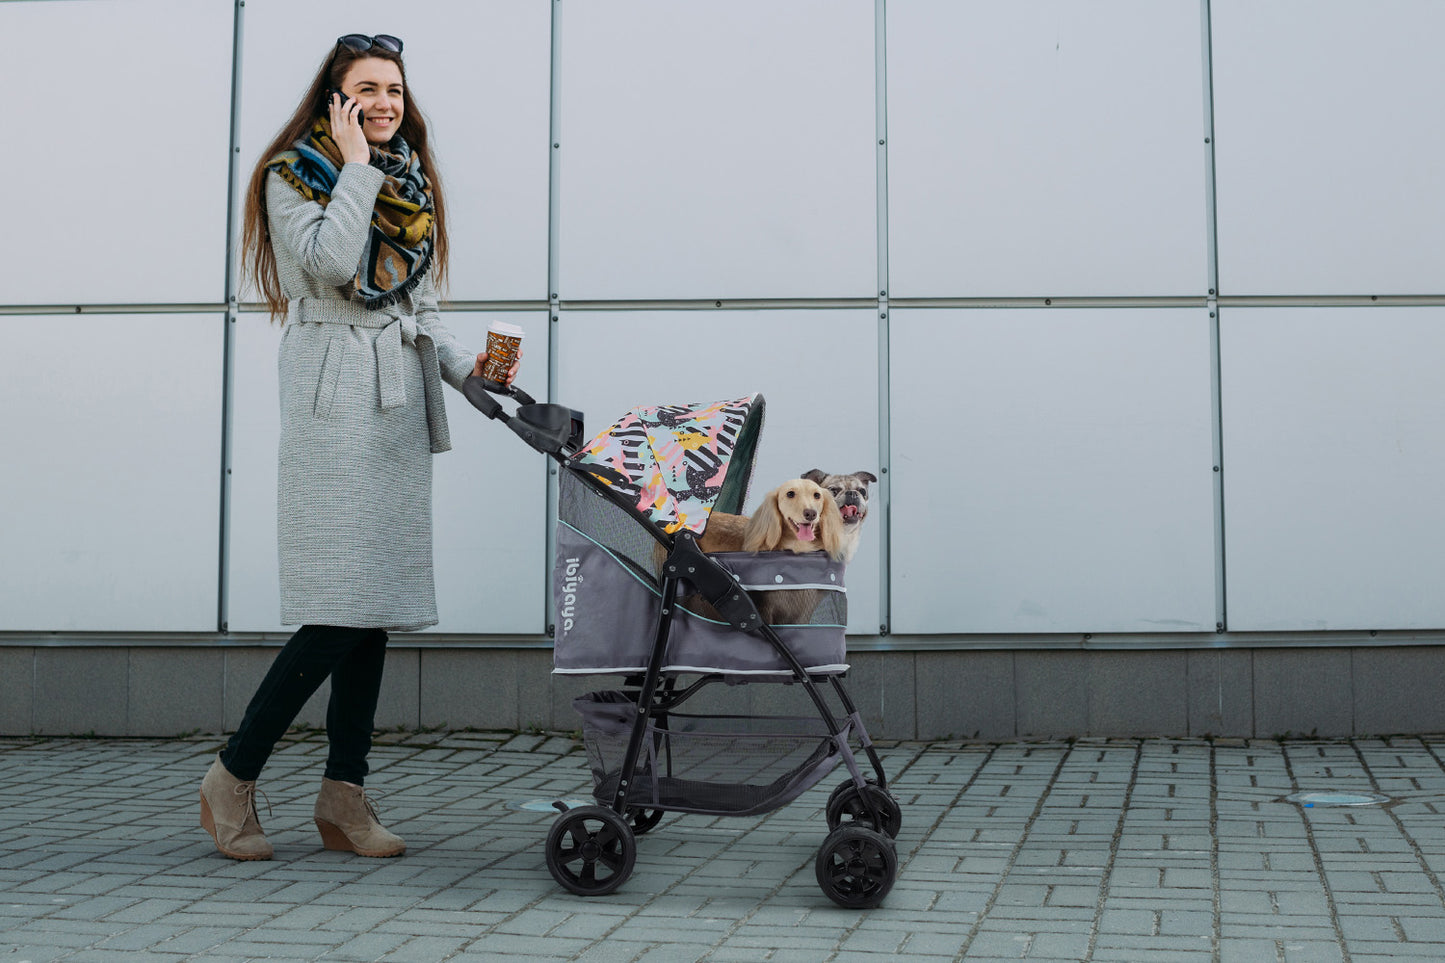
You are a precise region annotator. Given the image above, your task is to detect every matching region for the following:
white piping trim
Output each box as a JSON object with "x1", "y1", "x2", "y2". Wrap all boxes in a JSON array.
[
  {"x1": 734, "y1": 582, "x2": 846, "y2": 593},
  {"x1": 553, "y1": 663, "x2": 850, "y2": 676}
]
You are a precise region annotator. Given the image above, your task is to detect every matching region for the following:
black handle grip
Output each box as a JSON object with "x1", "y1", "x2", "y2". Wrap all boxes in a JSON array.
[
  {"x1": 470, "y1": 376, "x2": 538, "y2": 408},
  {"x1": 462, "y1": 376, "x2": 504, "y2": 419},
  {"x1": 462, "y1": 375, "x2": 537, "y2": 413}
]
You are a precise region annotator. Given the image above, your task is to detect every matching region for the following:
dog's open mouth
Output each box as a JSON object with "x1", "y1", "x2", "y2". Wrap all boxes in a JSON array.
[
  {"x1": 791, "y1": 520, "x2": 817, "y2": 542},
  {"x1": 840, "y1": 504, "x2": 863, "y2": 523}
]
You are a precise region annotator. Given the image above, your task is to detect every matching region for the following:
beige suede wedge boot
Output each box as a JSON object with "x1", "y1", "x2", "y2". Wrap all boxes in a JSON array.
[
  {"x1": 314, "y1": 777, "x2": 406, "y2": 857},
  {"x1": 199, "y1": 755, "x2": 273, "y2": 860}
]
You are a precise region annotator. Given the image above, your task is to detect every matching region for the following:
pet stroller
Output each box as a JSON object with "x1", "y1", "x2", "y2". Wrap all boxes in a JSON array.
[{"x1": 464, "y1": 379, "x2": 900, "y2": 908}]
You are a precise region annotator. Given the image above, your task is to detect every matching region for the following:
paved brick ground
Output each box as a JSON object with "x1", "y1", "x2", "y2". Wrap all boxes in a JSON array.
[{"x1": 5, "y1": 730, "x2": 1445, "y2": 961}]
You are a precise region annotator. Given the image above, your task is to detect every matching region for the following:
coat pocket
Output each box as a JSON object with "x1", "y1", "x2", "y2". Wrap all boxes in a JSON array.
[{"x1": 313, "y1": 336, "x2": 350, "y2": 419}]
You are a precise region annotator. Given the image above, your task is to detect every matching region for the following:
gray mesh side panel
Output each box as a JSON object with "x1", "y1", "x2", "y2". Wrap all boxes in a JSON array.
[{"x1": 559, "y1": 469, "x2": 662, "y2": 580}]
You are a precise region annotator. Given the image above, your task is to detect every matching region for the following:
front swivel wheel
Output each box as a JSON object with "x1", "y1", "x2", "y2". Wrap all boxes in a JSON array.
[
  {"x1": 816, "y1": 825, "x2": 897, "y2": 908},
  {"x1": 625, "y1": 807, "x2": 665, "y2": 835},
  {"x1": 545, "y1": 806, "x2": 636, "y2": 896}
]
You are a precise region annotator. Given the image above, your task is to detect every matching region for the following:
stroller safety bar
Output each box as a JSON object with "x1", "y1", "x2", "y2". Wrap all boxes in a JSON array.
[{"x1": 462, "y1": 375, "x2": 585, "y2": 456}]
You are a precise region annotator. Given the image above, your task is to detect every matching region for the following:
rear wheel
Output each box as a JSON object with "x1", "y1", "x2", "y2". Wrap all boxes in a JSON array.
[
  {"x1": 826, "y1": 780, "x2": 902, "y2": 839},
  {"x1": 816, "y1": 825, "x2": 897, "y2": 909},
  {"x1": 545, "y1": 806, "x2": 636, "y2": 896},
  {"x1": 625, "y1": 807, "x2": 665, "y2": 835}
]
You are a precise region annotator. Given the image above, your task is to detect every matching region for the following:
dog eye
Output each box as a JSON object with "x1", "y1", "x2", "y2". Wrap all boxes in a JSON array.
[
  {"x1": 785, "y1": 490, "x2": 795, "y2": 499},
  {"x1": 828, "y1": 487, "x2": 842, "y2": 495}
]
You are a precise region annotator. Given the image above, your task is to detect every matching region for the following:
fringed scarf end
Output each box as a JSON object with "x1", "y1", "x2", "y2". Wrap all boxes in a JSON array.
[{"x1": 362, "y1": 247, "x2": 434, "y2": 310}]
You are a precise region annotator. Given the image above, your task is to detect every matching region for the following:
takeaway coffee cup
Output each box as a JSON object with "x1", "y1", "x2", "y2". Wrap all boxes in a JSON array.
[{"x1": 481, "y1": 321, "x2": 524, "y2": 386}]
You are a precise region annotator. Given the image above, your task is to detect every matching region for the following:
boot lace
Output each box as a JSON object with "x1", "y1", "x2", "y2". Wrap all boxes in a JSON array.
[
  {"x1": 233, "y1": 781, "x2": 272, "y2": 821},
  {"x1": 358, "y1": 788, "x2": 384, "y2": 824}
]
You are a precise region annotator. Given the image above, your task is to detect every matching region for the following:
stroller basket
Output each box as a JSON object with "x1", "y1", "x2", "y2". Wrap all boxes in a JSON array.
[
  {"x1": 575, "y1": 691, "x2": 848, "y2": 817},
  {"x1": 554, "y1": 473, "x2": 849, "y2": 675}
]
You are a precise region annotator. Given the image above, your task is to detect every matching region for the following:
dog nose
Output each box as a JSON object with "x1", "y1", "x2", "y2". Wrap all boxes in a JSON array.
[{"x1": 803, "y1": 509, "x2": 817, "y2": 521}]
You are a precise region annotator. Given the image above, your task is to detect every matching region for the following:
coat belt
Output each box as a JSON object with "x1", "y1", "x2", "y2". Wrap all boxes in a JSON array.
[{"x1": 290, "y1": 297, "x2": 452, "y2": 454}]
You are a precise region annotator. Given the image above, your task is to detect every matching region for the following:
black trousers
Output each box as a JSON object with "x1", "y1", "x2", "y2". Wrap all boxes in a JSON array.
[{"x1": 220, "y1": 624, "x2": 388, "y2": 785}]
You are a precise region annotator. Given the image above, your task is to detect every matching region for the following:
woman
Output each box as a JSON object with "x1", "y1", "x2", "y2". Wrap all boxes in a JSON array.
[{"x1": 199, "y1": 34, "x2": 517, "y2": 861}]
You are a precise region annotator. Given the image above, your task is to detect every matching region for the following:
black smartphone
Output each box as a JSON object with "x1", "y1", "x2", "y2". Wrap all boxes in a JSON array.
[{"x1": 326, "y1": 89, "x2": 364, "y2": 125}]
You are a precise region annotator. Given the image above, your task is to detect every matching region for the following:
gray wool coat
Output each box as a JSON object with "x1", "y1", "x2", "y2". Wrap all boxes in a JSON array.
[{"x1": 267, "y1": 163, "x2": 476, "y2": 631}]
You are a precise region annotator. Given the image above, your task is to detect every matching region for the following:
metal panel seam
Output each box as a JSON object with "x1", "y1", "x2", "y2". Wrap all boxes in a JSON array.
[{"x1": 217, "y1": 0, "x2": 246, "y2": 633}]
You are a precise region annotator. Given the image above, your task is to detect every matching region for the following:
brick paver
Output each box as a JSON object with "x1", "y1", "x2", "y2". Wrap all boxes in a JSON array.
[{"x1": 6, "y1": 732, "x2": 1445, "y2": 960}]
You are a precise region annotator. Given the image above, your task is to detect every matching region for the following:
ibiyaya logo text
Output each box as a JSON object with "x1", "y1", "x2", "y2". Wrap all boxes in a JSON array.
[{"x1": 560, "y1": 558, "x2": 581, "y2": 632}]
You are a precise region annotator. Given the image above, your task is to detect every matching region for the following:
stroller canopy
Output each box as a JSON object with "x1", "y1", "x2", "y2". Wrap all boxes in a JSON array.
[{"x1": 570, "y1": 394, "x2": 765, "y2": 535}]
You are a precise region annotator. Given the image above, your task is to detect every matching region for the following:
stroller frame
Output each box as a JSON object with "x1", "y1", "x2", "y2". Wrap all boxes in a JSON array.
[{"x1": 465, "y1": 379, "x2": 900, "y2": 908}]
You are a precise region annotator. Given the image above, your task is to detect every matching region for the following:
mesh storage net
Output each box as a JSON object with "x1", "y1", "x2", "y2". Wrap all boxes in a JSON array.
[{"x1": 575, "y1": 690, "x2": 851, "y2": 816}]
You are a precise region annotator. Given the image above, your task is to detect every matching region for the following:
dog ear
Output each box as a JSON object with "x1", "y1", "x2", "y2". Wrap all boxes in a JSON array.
[
  {"x1": 801, "y1": 469, "x2": 828, "y2": 484},
  {"x1": 819, "y1": 495, "x2": 846, "y2": 561},
  {"x1": 743, "y1": 489, "x2": 784, "y2": 552},
  {"x1": 856, "y1": 471, "x2": 878, "y2": 486}
]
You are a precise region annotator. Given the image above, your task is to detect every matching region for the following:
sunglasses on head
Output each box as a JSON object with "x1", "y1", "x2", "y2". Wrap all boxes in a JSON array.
[{"x1": 336, "y1": 34, "x2": 403, "y2": 54}]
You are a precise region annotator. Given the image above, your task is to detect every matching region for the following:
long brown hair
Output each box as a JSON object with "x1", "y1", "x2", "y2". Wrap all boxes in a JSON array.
[{"x1": 240, "y1": 41, "x2": 449, "y2": 321}]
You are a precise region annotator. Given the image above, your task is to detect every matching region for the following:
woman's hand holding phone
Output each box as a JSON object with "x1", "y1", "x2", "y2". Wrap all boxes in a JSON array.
[{"x1": 328, "y1": 91, "x2": 370, "y2": 166}]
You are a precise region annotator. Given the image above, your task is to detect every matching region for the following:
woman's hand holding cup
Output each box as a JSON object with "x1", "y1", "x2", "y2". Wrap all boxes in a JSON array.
[{"x1": 476, "y1": 322, "x2": 524, "y2": 387}]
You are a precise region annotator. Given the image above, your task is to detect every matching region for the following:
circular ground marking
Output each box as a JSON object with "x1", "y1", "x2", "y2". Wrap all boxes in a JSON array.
[
  {"x1": 505, "y1": 798, "x2": 594, "y2": 813},
  {"x1": 1284, "y1": 790, "x2": 1392, "y2": 807}
]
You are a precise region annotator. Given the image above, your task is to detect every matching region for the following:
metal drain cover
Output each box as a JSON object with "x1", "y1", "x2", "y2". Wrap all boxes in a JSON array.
[{"x1": 1284, "y1": 790, "x2": 1392, "y2": 807}]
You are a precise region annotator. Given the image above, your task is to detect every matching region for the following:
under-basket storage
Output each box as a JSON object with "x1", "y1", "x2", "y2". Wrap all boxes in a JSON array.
[{"x1": 575, "y1": 691, "x2": 849, "y2": 817}]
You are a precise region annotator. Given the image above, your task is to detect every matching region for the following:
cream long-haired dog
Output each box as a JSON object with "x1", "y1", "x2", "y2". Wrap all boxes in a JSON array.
[
  {"x1": 687, "y1": 478, "x2": 845, "y2": 560},
  {"x1": 741, "y1": 478, "x2": 845, "y2": 626},
  {"x1": 663, "y1": 478, "x2": 845, "y2": 626},
  {"x1": 741, "y1": 478, "x2": 846, "y2": 560}
]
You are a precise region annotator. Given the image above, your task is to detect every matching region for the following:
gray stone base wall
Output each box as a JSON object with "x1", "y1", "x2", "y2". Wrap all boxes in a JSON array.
[{"x1": 4, "y1": 644, "x2": 1445, "y2": 739}]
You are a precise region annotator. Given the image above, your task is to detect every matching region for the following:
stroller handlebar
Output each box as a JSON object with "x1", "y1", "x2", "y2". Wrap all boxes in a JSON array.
[
  {"x1": 462, "y1": 375, "x2": 584, "y2": 457},
  {"x1": 463, "y1": 375, "x2": 537, "y2": 413}
]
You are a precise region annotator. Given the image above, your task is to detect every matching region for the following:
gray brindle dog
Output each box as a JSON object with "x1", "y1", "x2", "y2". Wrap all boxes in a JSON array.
[{"x1": 801, "y1": 469, "x2": 877, "y2": 563}]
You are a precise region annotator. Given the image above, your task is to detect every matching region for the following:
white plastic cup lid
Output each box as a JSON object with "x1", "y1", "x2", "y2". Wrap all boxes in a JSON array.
[{"x1": 488, "y1": 321, "x2": 525, "y2": 339}]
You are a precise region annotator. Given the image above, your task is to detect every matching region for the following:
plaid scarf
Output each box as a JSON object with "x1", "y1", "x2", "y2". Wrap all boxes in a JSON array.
[{"x1": 268, "y1": 119, "x2": 434, "y2": 309}]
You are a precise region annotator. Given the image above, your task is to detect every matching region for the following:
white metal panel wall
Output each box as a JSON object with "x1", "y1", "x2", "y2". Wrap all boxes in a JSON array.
[
  {"x1": 225, "y1": 317, "x2": 285, "y2": 633},
  {"x1": 8, "y1": 1, "x2": 1445, "y2": 646},
  {"x1": 236, "y1": 1, "x2": 551, "y2": 302},
  {"x1": 886, "y1": 1, "x2": 1211, "y2": 298},
  {"x1": 226, "y1": 313, "x2": 549, "y2": 634},
  {"x1": 1211, "y1": 1, "x2": 1445, "y2": 296},
  {"x1": 0, "y1": 315, "x2": 223, "y2": 631},
  {"x1": 1222, "y1": 307, "x2": 1445, "y2": 630},
  {"x1": 1, "y1": 1, "x2": 233, "y2": 305},
  {"x1": 557, "y1": 310, "x2": 883, "y2": 634},
  {"x1": 556, "y1": 0, "x2": 878, "y2": 300},
  {"x1": 427, "y1": 313, "x2": 550, "y2": 634},
  {"x1": 890, "y1": 308, "x2": 1217, "y2": 634}
]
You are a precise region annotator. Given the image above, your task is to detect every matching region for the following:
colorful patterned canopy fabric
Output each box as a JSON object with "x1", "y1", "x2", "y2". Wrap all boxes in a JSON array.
[{"x1": 570, "y1": 395, "x2": 763, "y2": 535}]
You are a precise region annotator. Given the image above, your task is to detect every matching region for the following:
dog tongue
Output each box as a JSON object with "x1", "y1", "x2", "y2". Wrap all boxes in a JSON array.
[
  {"x1": 840, "y1": 504, "x2": 860, "y2": 519},
  {"x1": 796, "y1": 522, "x2": 816, "y2": 542}
]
